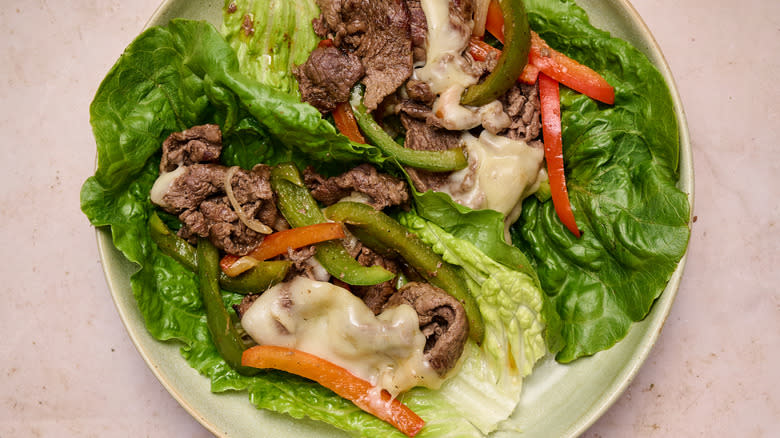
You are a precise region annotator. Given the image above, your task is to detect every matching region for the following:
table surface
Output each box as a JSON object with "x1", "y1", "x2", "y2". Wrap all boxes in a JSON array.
[{"x1": 1, "y1": 0, "x2": 778, "y2": 436}]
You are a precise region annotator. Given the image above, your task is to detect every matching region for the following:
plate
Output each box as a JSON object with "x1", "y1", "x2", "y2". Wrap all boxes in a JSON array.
[{"x1": 97, "y1": 0, "x2": 693, "y2": 436}]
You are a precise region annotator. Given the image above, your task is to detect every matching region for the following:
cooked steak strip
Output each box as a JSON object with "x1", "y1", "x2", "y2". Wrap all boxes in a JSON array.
[
  {"x1": 351, "y1": 245, "x2": 401, "y2": 314},
  {"x1": 159, "y1": 124, "x2": 222, "y2": 173},
  {"x1": 303, "y1": 164, "x2": 410, "y2": 210},
  {"x1": 160, "y1": 163, "x2": 284, "y2": 256},
  {"x1": 384, "y1": 281, "x2": 468, "y2": 376},
  {"x1": 399, "y1": 114, "x2": 462, "y2": 193},
  {"x1": 294, "y1": 46, "x2": 365, "y2": 114},
  {"x1": 500, "y1": 83, "x2": 543, "y2": 143},
  {"x1": 313, "y1": 0, "x2": 414, "y2": 110},
  {"x1": 406, "y1": 0, "x2": 427, "y2": 62}
]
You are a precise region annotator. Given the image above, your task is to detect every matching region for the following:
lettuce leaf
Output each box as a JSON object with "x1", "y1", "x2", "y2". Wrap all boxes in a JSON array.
[
  {"x1": 514, "y1": 0, "x2": 691, "y2": 362},
  {"x1": 222, "y1": 0, "x2": 320, "y2": 98},
  {"x1": 399, "y1": 213, "x2": 548, "y2": 434}
]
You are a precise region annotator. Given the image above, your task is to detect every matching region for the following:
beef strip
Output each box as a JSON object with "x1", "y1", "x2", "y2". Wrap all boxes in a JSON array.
[
  {"x1": 159, "y1": 124, "x2": 222, "y2": 173},
  {"x1": 399, "y1": 114, "x2": 462, "y2": 192},
  {"x1": 161, "y1": 163, "x2": 284, "y2": 256},
  {"x1": 282, "y1": 245, "x2": 331, "y2": 282},
  {"x1": 384, "y1": 281, "x2": 468, "y2": 376},
  {"x1": 406, "y1": 0, "x2": 427, "y2": 62},
  {"x1": 293, "y1": 46, "x2": 365, "y2": 113},
  {"x1": 303, "y1": 164, "x2": 410, "y2": 210},
  {"x1": 403, "y1": 78, "x2": 436, "y2": 107},
  {"x1": 351, "y1": 245, "x2": 401, "y2": 314},
  {"x1": 499, "y1": 82, "x2": 543, "y2": 143},
  {"x1": 313, "y1": 0, "x2": 413, "y2": 110}
]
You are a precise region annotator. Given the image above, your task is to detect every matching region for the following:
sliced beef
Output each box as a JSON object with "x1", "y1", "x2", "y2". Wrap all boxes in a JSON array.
[
  {"x1": 294, "y1": 46, "x2": 365, "y2": 113},
  {"x1": 282, "y1": 245, "x2": 331, "y2": 282},
  {"x1": 159, "y1": 124, "x2": 222, "y2": 173},
  {"x1": 313, "y1": 0, "x2": 414, "y2": 110},
  {"x1": 404, "y1": 79, "x2": 435, "y2": 106},
  {"x1": 500, "y1": 83, "x2": 543, "y2": 143},
  {"x1": 351, "y1": 246, "x2": 401, "y2": 314},
  {"x1": 401, "y1": 114, "x2": 462, "y2": 152},
  {"x1": 406, "y1": 0, "x2": 427, "y2": 62},
  {"x1": 384, "y1": 281, "x2": 468, "y2": 376},
  {"x1": 303, "y1": 164, "x2": 410, "y2": 210},
  {"x1": 399, "y1": 114, "x2": 462, "y2": 193},
  {"x1": 161, "y1": 164, "x2": 283, "y2": 256}
]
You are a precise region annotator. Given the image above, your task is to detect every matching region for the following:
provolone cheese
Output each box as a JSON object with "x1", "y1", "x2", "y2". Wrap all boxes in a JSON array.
[{"x1": 241, "y1": 277, "x2": 443, "y2": 396}]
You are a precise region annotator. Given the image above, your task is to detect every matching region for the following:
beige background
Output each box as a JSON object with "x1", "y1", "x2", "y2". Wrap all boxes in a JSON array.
[{"x1": 1, "y1": 0, "x2": 778, "y2": 436}]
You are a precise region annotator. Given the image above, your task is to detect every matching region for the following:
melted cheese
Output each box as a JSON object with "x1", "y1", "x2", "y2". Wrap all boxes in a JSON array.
[
  {"x1": 240, "y1": 277, "x2": 443, "y2": 397},
  {"x1": 441, "y1": 131, "x2": 545, "y2": 225},
  {"x1": 415, "y1": 0, "x2": 476, "y2": 94}
]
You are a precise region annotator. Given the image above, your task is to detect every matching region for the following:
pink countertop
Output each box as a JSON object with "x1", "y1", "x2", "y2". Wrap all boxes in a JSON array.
[{"x1": 1, "y1": 0, "x2": 778, "y2": 436}]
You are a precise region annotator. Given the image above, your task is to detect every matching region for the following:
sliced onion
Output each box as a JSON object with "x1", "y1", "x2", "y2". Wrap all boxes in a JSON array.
[
  {"x1": 224, "y1": 166, "x2": 273, "y2": 235},
  {"x1": 472, "y1": 0, "x2": 491, "y2": 37},
  {"x1": 222, "y1": 255, "x2": 261, "y2": 277}
]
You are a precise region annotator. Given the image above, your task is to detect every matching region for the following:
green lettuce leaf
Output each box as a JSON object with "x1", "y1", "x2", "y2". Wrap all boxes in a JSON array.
[
  {"x1": 222, "y1": 0, "x2": 320, "y2": 98},
  {"x1": 514, "y1": 0, "x2": 691, "y2": 362},
  {"x1": 399, "y1": 213, "x2": 548, "y2": 434}
]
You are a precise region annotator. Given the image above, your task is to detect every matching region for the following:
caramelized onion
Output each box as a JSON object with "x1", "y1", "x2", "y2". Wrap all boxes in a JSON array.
[
  {"x1": 224, "y1": 166, "x2": 273, "y2": 235},
  {"x1": 472, "y1": 0, "x2": 491, "y2": 37}
]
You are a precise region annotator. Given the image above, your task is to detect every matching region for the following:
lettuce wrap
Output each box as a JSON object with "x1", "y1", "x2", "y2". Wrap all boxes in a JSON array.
[{"x1": 81, "y1": 0, "x2": 690, "y2": 435}]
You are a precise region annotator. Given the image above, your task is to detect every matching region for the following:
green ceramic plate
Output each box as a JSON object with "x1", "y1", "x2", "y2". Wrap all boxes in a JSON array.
[{"x1": 97, "y1": 0, "x2": 693, "y2": 436}]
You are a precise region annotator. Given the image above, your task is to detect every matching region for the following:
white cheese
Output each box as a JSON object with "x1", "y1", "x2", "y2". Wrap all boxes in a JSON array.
[
  {"x1": 440, "y1": 132, "x2": 545, "y2": 238},
  {"x1": 240, "y1": 277, "x2": 443, "y2": 397},
  {"x1": 416, "y1": 0, "x2": 477, "y2": 94}
]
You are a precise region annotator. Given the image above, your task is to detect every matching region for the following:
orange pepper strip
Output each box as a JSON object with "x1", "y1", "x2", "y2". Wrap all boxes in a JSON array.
[
  {"x1": 484, "y1": 0, "x2": 614, "y2": 104},
  {"x1": 332, "y1": 102, "x2": 366, "y2": 143},
  {"x1": 538, "y1": 73, "x2": 581, "y2": 238},
  {"x1": 242, "y1": 345, "x2": 425, "y2": 437},
  {"x1": 484, "y1": 0, "x2": 505, "y2": 43},
  {"x1": 220, "y1": 223, "x2": 346, "y2": 277}
]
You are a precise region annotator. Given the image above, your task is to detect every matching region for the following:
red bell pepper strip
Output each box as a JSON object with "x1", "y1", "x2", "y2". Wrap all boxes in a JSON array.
[
  {"x1": 538, "y1": 73, "x2": 581, "y2": 238},
  {"x1": 332, "y1": 102, "x2": 366, "y2": 143},
  {"x1": 242, "y1": 345, "x2": 425, "y2": 437},
  {"x1": 220, "y1": 223, "x2": 347, "y2": 277},
  {"x1": 483, "y1": 0, "x2": 614, "y2": 104},
  {"x1": 529, "y1": 32, "x2": 614, "y2": 104},
  {"x1": 317, "y1": 38, "x2": 334, "y2": 49}
]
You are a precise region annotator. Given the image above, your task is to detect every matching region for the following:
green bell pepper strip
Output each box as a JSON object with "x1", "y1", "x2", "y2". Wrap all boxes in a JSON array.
[
  {"x1": 270, "y1": 163, "x2": 395, "y2": 286},
  {"x1": 196, "y1": 238, "x2": 258, "y2": 376},
  {"x1": 323, "y1": 201, "x2": 485, "y2": 344},
  {"x1": 349, "y1": 87, "x2": 468, "y2": 172},
  {"x1": 149, "y1": 212, "x2": 291, "y2": 294},
  {"x1": 460, "y1": 0, "x2": 531, "y2": 106}
]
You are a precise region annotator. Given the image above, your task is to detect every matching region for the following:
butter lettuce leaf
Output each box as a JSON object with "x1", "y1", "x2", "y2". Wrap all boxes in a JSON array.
[{"x1": 513, "y1": 0, "x2": 691, "y2": 362}]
